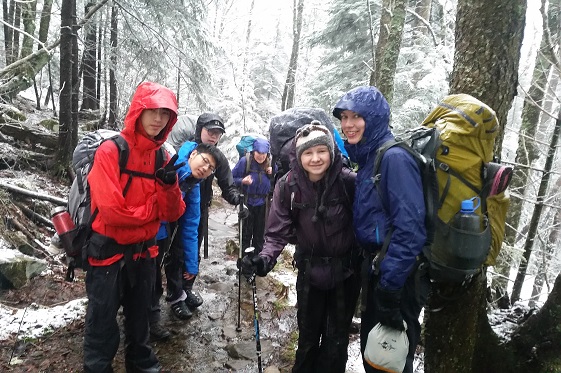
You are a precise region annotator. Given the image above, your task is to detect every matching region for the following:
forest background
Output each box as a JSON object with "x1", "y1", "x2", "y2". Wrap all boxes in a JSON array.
[{"x1": 0, "y1": 0, "x2": 560, "y2": 372}]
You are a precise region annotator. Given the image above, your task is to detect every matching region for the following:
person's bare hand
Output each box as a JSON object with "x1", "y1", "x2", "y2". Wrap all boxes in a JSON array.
[
  {"x1": 183, "y1": 272, "x2": 195, "y2": 281},
  {"x1": 242, "y1": 175, "x2": 253, "y2": 185},
  {"x1": 266, "y1": 167, "x2": 272, "y2": 175}
]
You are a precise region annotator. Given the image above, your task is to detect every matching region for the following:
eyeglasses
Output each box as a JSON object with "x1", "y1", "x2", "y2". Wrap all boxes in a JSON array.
[
  {"x1": 204, "y1": 128, "x2": 223, "y2": 137},
  {"x1": 198, "y1": 153, "x2": 216, "y2": 174}
]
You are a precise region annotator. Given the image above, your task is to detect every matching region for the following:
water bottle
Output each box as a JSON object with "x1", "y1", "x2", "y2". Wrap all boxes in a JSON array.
[
  {"x1": 452, "y1": 197, "x2": 481, "y2": 232},
  {"x1": 51, "y1": 206, "x2": 76, "y2": 255}
]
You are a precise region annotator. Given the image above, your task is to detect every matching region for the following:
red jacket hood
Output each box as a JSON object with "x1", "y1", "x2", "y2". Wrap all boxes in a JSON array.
[{"x1": 122, "y1": 82, "x2": 178, "y2": 146}]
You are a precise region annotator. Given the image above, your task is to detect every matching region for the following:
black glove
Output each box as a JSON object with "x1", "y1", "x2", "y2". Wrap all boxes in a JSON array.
[
  {"x1": 241, "y1": 255, "x2": 269, "y2": 279},
  {"x1": 375, "y1": 286, "x2": 405, "y2": 331},
  {"x1": 156, "y1": 154, "x2": 185, "y2": 185},
  {"x1": 238, "y1": 204, "x2": 249, "y2": 220}
]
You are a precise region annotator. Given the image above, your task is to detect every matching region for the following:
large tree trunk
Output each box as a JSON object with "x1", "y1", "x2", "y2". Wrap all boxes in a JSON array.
[
  {"x1": 281, "y1": 0, "x2": 304, "y2": 111},
  {"x1": 370, "y1": 0, "x2": 406, "y2": 105},
  {"x1": 57, "y1": 0, "x2": 75, "y2": 171},
  {"x1": 81, "y1": 1, "x2": 99, "y2": 111},
  {"x1": 424, "y1": 0, "x2": 527, "y2": 372},
  {"x1": 511, "y1": 115, "x2": 561, "y2": 303}
]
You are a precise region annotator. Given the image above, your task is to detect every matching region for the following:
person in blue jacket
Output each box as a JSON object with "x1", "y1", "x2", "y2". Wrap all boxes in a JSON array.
[
  {"x1": 232, "y1": 138, "x2": 275, "y2": 254},
  {"x1": 333, "y1": 86, "x2": 430, "y2": 373},
  {"x1": 149, "y1": 142, "x2": 222, "y2": 334}
]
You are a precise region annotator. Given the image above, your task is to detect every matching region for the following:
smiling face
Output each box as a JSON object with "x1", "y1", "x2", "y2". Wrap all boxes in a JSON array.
[
  {"x1": 253, "y1": 151, "x2": 268, "y2": 164},
  {"x1": 140, "y1": 108, "x2": 171, "y2": 139},
  {"x1": 339, "y1": 110, "x2": 366, "y2": 144},
  {"x1": 300, "y1": 144, "x2": 331, "y2": 182},
  {"x1": 188, "y1": 150, "x2": 217, "y2": 179}
]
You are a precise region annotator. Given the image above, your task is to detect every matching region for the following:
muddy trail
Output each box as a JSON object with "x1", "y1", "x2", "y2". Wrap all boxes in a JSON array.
[{"x1": 0, "y1": 196, "x2": 302, "y2": 372}]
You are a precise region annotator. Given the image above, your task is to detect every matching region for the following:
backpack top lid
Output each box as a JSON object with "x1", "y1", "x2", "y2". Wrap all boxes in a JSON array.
[
  {"x1": 167, "y1": 114, "x2": 197, "y2": 151},
  {"x1": 236, "y1": 133, "x2": 267, "y2": 158},
  {"x1": 268, "y1": 107, "x2": 336, "y2": 158},
  {"x1": 422, "y1": 93, "x2": 499, "y2": 163},
  {"x1": 72, "y1": 129, "x2": 120, "y2": 171}
]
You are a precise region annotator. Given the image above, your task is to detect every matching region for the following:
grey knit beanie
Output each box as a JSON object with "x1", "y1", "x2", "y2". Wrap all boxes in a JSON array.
[{"x1": 294, "y1": 121, "x2": 334, "y2": 167}]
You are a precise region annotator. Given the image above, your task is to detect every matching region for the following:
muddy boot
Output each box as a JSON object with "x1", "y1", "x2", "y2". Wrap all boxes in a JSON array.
[
  {"x1": 149, "y1": 322, "x2": 171, "y2": 342},
  {"x1": 185, "y1": 290, "x2": 203, "y2": 310},
  {"x1": 170, "y1": 301, "x2": 192, "y2": 320}
]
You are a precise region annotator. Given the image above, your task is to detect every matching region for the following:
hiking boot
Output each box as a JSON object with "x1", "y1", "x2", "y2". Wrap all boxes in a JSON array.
[
  {"x1": 170, "y1": 301, "x2": 192, "y2": 320},
  {"x1": 150, "y1": 322, "x2": 171, "y2": 342},
  {"x1": 185, "y1": 290, "x2": 203, "y2": 310}
]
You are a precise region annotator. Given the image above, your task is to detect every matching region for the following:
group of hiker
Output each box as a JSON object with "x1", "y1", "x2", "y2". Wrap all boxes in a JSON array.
[{"x1": 80, "y1": 81, "x2": 428, "y2": 373}]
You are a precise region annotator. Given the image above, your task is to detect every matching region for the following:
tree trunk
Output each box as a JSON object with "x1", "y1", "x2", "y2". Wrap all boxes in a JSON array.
[
  {"x1": 11, "y1": 2, "x2": 21, "y2": 60},
  {"x1": 411, "y1": 0, "x2": 432, "y2": 36},
  {"x1": 3, "y1": 0, "x2": 15, "y2": 66},
  {"x1": 81, "y1": 1, "x2": 99, "y2": 111},
  {"x1": 71, "y1": 0, "x2": 79, "y2": 146},
  {"x1": 108, "y1": 3, "x2": 118, "y2": 128},
  {"x1": 0, "y1": 0, "x2": 108, "y2": 101},
  {"x1": 37, "y1": 0, "x2": 53, "y2": 45},
  {"x1": 57, "y1": 0, "x2": 75, "y2": 170},
  {"x1": 449, "y1": 0, "x2": 526, "y2": 156},
  {"x1": 424, "y1": 0, "x2": 526, "y2": 372},
  {"x1": 511, "y1": 115, "x2": 561, "y2": 303},
  {"x1": 19, "y1": 0, "x2": 36, "y2": 59},
  {"x1": 505, "y1": 0, "x2": 559, "y2": 249},
  {"x1": 281, "y1": 0, "x2": 304, "y2": 111},
  {"x1": 370, "y1": 0, "x2": 406, "y2": 105}
]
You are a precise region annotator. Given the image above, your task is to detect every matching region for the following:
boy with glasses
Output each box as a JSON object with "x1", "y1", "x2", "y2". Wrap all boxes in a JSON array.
[{"x1": 150, "y1": 142, "x2": 221, "y2": 325}]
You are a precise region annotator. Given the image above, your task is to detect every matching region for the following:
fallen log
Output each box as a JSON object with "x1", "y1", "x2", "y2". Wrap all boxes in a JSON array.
[
  {"x1": 0, "y1": 121, "x2": 58, "y2": 148},
  {"x1": 0, "y1": 181, "x2": 66, "y2": 205}
]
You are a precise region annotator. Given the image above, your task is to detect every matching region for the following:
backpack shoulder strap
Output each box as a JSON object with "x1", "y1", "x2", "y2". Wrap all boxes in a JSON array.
[{"x1": 244, "y1": 152, "x2": 252, "y2": 175}]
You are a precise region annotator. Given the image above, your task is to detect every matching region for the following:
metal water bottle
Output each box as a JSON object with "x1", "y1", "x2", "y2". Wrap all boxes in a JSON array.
[
  {"x1": 453, "y1": 197, "x2": 481, "y2": 232},
  {"x1": 51, "y1": 206, "x2": 76, "y2": 255}
]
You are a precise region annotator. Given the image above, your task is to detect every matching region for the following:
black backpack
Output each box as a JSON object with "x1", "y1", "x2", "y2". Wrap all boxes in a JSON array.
[{"x1": 65, "y1": 130, "x2": 165, "y2": 281}]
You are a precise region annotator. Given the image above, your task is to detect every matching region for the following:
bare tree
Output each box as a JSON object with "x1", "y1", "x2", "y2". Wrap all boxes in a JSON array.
[
  {"x1": 370, "y1": 0, "x2": 406, "y2": 105},
  {"x1": 81, "y1": 1, "x2": 100, "y2": 111},
  {"x1": 108, "y1": 2, "x2": 118, "y2": 128},
  {"x1": 281, "y1": 0, "x2": 304, "y2": 111}
]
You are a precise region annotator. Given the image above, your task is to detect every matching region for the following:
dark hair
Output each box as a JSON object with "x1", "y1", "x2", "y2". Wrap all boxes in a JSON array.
[{"x1": 194, "y1": 143, "x2": 221, "y2": 166}]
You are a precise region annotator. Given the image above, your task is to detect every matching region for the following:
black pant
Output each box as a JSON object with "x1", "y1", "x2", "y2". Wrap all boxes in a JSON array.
[
  {"x1": 292, "y1": 272, "x2": 361, "y2": 373},
  {"x1": 83, "y1": 258, "x2": 160, "y2": 373},
  {"x1": 360, "y1": 263, "x2": 430, "y2": 373},
  {"x1": 241, "y1": 204, "x2": 266, "y2": 253},
  {"x1": 150, "y1": 237, "x2": 170, "y2": 323}
]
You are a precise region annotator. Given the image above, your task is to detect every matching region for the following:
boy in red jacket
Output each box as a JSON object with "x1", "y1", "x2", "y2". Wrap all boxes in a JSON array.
[{"x1": 83, "y1": 82, "x2": 186, "y2": 372}]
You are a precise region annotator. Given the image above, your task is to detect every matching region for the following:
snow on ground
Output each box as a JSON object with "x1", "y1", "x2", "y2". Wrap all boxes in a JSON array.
[{"x1": 0, "y1": 299, "x2": 87, "y2": 341}]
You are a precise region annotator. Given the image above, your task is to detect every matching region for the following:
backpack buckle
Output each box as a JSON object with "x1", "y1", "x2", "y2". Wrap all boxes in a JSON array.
[
  {"x1": 372, "y1": 174, "x2": 382, "y2": 183},
  {"x1": 439, "y1": 163, "x2": 450, "y2": 172}
]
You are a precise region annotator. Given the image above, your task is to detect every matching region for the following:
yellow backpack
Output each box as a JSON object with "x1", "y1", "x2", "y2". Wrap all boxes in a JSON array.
[{"x1": 374, "y1": 94, "x2": 512, "y2": 282}]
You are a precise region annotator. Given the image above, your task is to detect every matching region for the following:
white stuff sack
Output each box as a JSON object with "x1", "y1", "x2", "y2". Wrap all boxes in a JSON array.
[{"x1": 364, "y1": 322, "x2": 409, "y2": 373}]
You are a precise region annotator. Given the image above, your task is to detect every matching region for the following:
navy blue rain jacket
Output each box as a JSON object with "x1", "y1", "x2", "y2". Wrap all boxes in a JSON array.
[
  {"x1": 334, "y1": 86, "x2": 426, "y2": 291},
  {"x1": 232, "y1": 155, "x2": 275, "y2": 207}
]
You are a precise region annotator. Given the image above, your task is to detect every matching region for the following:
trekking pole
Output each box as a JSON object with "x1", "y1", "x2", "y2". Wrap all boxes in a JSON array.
[
  {"x1": 245, "y1": 247, "x2": 263, "y2": 373},
  {"x1": 160, "y1": 223, "x2": 178, "y2": 270},
  {"x1": 203, "y1": 207, "x2": 209, "y2": 259},
  {"x1": 236, "y1": 194, "x2": 244, "y2": 332}
]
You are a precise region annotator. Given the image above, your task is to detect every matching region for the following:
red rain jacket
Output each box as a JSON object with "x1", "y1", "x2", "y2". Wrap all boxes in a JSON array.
[{"x1": 88, "y1": 82, "x2": 186, "y2": 266}]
